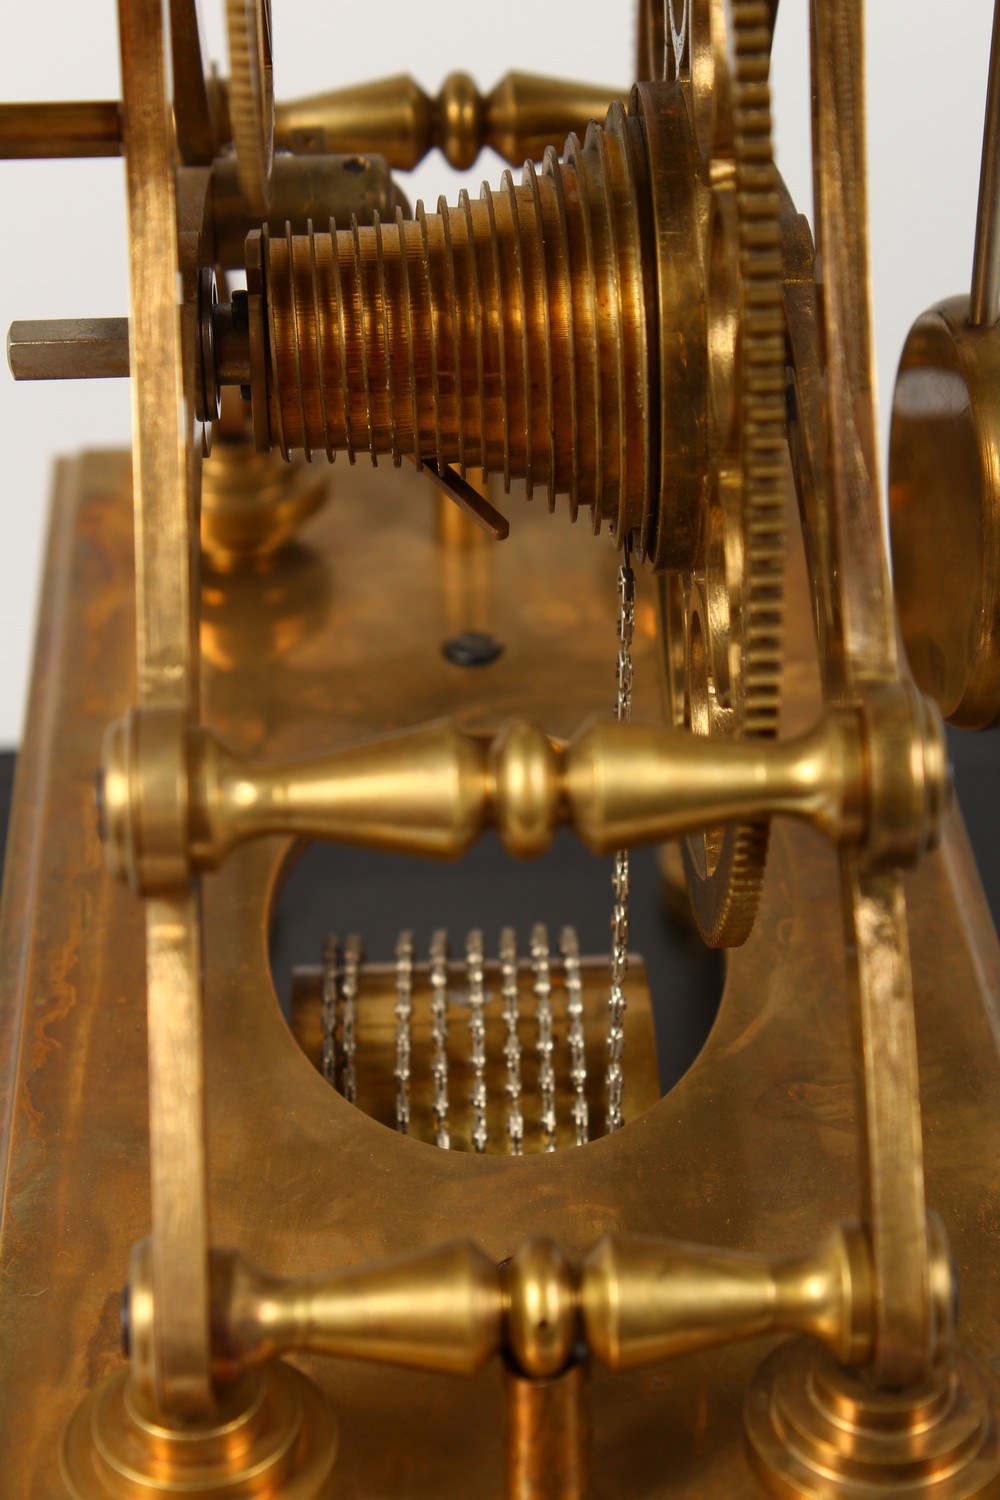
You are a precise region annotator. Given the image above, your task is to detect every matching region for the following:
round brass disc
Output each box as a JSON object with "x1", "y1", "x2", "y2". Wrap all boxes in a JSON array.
[
  {"x1": 889, "y1": 295, "x2": 1000, "y2": 729},
  {"x1": 746, "y1": 1338, "x2": 1000, "y2": 1500},
  {"x1": 61, "y1": 1362, "x2": 337, "y2": 1499}
]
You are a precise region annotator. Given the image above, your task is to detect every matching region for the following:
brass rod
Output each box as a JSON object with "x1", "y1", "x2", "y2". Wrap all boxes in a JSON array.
[
  {"x1": 971, "y1": 0, "x2": 1000, "y2": 325},
  {"x1": 504, "y1": 1362, "x2": 591, "y2": 1500},
  {"x1": 101, "y1": 688, "x2": 949, "y2": 894},
  {"x1": 0, "y1": 100, "x2": 122, "y2": 158}
]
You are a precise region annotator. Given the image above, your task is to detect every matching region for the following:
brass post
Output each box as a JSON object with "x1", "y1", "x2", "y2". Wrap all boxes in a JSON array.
[
  {"x1": 99, "y1": 686, "x2": 949, "y2": 896},
  {"x1": 504, "y1": 1362, "x2": 591, "y2": 1500}
]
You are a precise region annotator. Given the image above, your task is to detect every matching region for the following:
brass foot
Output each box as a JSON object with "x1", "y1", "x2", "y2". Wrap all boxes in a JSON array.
[
  {"x1": 61, "y1": 1361, "x2": 337, "y2": 1499},
  {"x1": 200, "y1": 434, "x2": 327, "y2": 570},
  {"x1": 745, "y1": 1338, "x2": 1000, "y2": 1499}
]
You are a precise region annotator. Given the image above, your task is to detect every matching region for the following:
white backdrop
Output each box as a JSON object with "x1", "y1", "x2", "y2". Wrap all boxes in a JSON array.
[{"x1": 0, "y1": 1, "x2": 992, "y2": 742}]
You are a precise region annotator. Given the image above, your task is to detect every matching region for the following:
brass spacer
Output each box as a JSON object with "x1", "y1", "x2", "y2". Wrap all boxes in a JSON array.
[
  {"x1": 435, "y1": 71, "x2": 484, "y2": 169},
  {"x1": 746, "y1": 1338, "x2": 1000, "y2": 1500},
  {"x1": 490, "y1": 720, "x2": 562, "y2": 859},
  {"x1": 61, "y1": 1361, "x2": 337, "y2": 1499},
  {"x1": 859, "y1": 682, "x2": 952, "y2": 868},
  {"x1": 99, "y1": 706, "x2": 190, "y2": 896},
  {"x1": 503, "y1": 1238, "x2": 579, "y2": 1379}
]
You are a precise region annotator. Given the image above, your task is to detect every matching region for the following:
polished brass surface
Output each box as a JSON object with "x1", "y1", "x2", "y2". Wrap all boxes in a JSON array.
[
  {"x1": 117, "y1": 0, "x2": 212, "y2": 1416},
  {"x1": 240, "y1": 6, "x2": 785, "y2": 954},
  {"x1": 211, "y1": 150, "x2": 403, "y2": 269},
  {"x1": 200, "y1": 391, "x2": 327, "y2": 567},
  {"x1": 661, "y1": 0, "x2": 787, "y2": 951},
  {"x1": 746, "y1": 1340, "x2": 1000, "y2": 1500},
  {"x1": 0, "y1": 67, "x2": 620, "y2": 172},
  {"x1": 4, "y1": 0, "x2": 1000, "y2": 1494},
  {"x1": 581, "y1": 1225, "x2": 878, "y2": 1371},
  {"x1": 889, "y1": 297, "x2": 1000, "y2": 729},
  {"x1": 98, "y1": 685, "x2": 948, "y2": 891},
  {"x1": 135, "y1": 1211, "x2": 919, "y2": 1389},
  {"x1": 61, "y1": 1363, "x2": 338, "y2": 1500},
  {"x1": 0, "y1": 99, "x2": 123, "y2": 158},
  {"x1": 288, "y1": 954, "x2": 660, "y2": 1151},
  {"x1": 504, "y1": 1239, "x2": 579, "y2": 1378},
  {"x1": 206, "y1": 1239, "x2": 504, "y2": 1379},
  {"x1": 225, "y1": 0, "x2": 274, "y2": 214},
  {"x1": 800, "y1": 0, "x2": 936, "y2": 1390},
  {"x1": 252, "y1": 97, "x2": 653, "y2": 544},
  {"x1": 274, "y1": 69, "x2": 623, "y2": 171},
  {"x1": 888, "y1": 0, "x2": 1000, "y2": 731}
]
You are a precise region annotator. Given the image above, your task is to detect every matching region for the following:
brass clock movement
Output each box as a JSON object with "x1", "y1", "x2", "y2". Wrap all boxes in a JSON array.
[{"x1": 1, "y1": 2, "x2": 999, "y2": 1496}]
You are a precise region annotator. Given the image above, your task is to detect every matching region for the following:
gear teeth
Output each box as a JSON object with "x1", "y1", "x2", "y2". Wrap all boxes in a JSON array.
[
  {"x1": 686, "y1": 0, "x2": 787, "y2": 948},
  {"x1": 226, "y1": 0, "x2": 273, "y2": 216},
  {"x1": 260, "y1": 108, "x2": 651, "y2": 542}
]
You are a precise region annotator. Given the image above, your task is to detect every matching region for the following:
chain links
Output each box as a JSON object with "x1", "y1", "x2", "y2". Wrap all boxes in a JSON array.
[
  {"x1": 341, "y1": 934, "x2": 363, "y2": 1105},
  {"x1": 530, "y1": 923, "x2": 557, "y2": 1152},
  {"x1": 606, "y1": 541, "x2": 634, "y2": 1134},
  {"x1": 499, "y1": 927, "x2": 524, "y2": 1155},
  {"x1": 560, "y1": 925, "x2": 589, "y2": 1146},
  {"x1": 466, "y1": 928, "x2": 488, "y2": 1153},
  {"x1": 393, "y1": 929, "x2": 414, "y2": 1134},
  {"x1": 429, "y1": 928, "x2": 451, "y2": 1149},
  {"x1": 320, "y1": 935, "x2": 340, "y2": 1087}
]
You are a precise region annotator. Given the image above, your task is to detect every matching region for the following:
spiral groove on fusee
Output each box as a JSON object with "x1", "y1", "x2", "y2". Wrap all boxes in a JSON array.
[{"x1": 258, "y1": 101, "x2": 655, "y2": 541}]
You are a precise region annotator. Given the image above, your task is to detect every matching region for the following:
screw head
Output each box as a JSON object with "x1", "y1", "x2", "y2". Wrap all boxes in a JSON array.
[{"x1": 442, "y1": 631, "x2": 503, "y2": 667}]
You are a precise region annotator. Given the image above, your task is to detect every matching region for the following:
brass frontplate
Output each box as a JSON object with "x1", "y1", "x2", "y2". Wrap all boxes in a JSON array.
[{"x1": 1, "y1": 452, "x2": 998, "y2": 1495}]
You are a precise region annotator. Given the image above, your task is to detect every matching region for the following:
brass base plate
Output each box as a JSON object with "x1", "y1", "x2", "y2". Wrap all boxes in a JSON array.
[
  {"x1": 61, "y1": 1363, "x2": 337, "y2": 1499},
  {"x1": 746, "y1": 1338, "x2": 1000, "y2": 1499},
  {"x1": 2, "y1": 453, "x2": 999, "y2": 1495}
]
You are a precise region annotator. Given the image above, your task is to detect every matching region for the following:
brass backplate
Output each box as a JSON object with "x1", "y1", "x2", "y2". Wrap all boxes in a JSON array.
[{"x1": 1, "y1": 452, "x2": 999, "y2": 1496}]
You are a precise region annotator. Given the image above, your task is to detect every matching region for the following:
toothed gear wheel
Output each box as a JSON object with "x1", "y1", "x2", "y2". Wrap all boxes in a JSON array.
[
  {"x1": 662, "y1": 0, "x2": 786, "y2": 947},
  {"x1": 226, "y1": 0, "x2": 274, "y2": 215}
]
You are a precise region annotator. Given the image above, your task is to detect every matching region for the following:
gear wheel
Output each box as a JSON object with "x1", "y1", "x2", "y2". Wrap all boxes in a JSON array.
[
  {"x1": 226, "y1": 0, "x2": 274, "y2": 216},
  {"x1": 662, "y1": 0, "x2": 787, "y2": 946}
]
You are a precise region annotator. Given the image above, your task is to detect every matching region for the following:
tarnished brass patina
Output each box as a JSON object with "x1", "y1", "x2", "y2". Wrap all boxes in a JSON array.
[
  {"x1": 3, "y1": 452, "x2": 999, "y2": 1497},
  {"x1": 2, "y1": 1, "x2": 1000, "y2": 1497}
]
